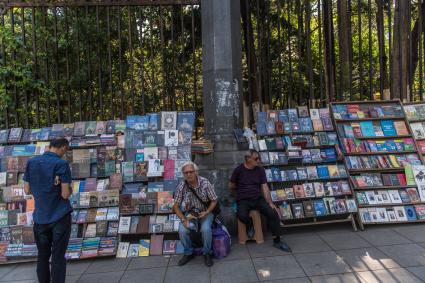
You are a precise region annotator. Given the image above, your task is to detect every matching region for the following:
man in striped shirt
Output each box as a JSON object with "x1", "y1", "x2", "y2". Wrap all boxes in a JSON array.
[{"x1": 173, "y1": 161, "x2": 218, "y2": 267}]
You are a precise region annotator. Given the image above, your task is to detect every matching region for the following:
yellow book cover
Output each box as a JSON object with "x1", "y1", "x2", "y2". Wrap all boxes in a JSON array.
[
  {"x1": 328, "y1": 165, "x2": 339, "y2": 178},
  {"x1": 389, "y1": 155, "x2": 399, "y2": 167},
  {"x1": 276, "y1": 189, "x2": 286, "y2": 201},
  {"x1": 139, "y1": 239, "x2": 150, "y2": 257}
]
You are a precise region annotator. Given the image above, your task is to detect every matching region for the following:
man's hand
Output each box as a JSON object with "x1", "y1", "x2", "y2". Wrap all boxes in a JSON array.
[
  {"x1": 198, "y1": 211, "x2": 209, "y2": 219},
  {"x1": 268, "y1": 202, "x2": 278, "y2": 211}
]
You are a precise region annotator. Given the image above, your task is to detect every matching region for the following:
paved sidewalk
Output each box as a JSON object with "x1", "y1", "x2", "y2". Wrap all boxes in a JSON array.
[{"x1": 2, "y1": 224, "x2": 425, "y2": 282}]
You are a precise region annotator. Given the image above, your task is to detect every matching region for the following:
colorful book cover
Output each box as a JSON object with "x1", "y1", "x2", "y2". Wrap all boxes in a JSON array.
[
  {"x1": 380, "y1": 120, "x2": 397, "y2": 136},
  {"x1": 359, "y1": 121, "x2": 375, "y2": 137},
  {"x1": 138, "y1": 239, "x2": 150, "y2": 256}
]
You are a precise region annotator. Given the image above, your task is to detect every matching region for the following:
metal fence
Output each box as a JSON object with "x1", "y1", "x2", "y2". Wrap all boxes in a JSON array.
[
  {"x1": 2, "y1": 0, "x2": 425, "y2": 129},
  {"x1": 0, "y1": 0, "x2": 202, "y2": 130},
  {"x1": 241, "y1": 0, "x2": 425, "y2": 125}
]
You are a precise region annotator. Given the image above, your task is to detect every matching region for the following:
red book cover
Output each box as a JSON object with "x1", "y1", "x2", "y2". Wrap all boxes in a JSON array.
[
  {"x1": 163, "y1": 160, "x2": 175, "y2": 180},
  {"x1": 397, "y1": 173, "x2": 407, "y2": 186},
  {"x1": 275, "y1": 121, "x2": 284, "y2": 135},
  {"x1": 84, "y1": 178, "x2": 97, "y2": 192},
  {"x1": 417, "y1": 140, "x2": 425, "y2": 153},
  {"x1": 293, "y1": 185, "x2": 305, "y2": 199}
]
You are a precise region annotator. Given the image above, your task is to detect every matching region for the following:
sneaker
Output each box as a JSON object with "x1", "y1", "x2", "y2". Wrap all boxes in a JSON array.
[
  {"x1": 246, "y1": 225, "x2": 255, "y2": 239},
  {"x1": 178, "y1": 254, "x2": 195, "y2": 266},
  {"x1": 204, "y1": 254, "x2": 213, "y2": 267},
  {"x1": 273, "y1": 241, "x2": 292, "y2": 253}
]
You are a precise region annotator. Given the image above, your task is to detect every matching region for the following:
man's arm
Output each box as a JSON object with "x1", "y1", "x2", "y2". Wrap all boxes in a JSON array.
[
  {"x1": 173, "y1": 203, "x2": 190, "y2": 228},
  {"x1": 61, "y1": 183, "x2": 71, "y2": 199},
  {"x1": 229, "y1": 181, "x2": 237, "y2": 198},
  {"x1": 24, "y1": 182, "x2": 31, "y2": 195},
  {"x1": 261, "y1": 183, "x2": 277, "y2": 209}
]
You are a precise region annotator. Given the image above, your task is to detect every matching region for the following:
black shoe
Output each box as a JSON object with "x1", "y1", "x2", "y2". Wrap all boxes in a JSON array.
[
  {"x1": 204, "y1": 254, "x2": 213, "y2": 267},
  {"x1": 247, "y1": 225, "x2": 255, "y2": 239},
  {"x1": 273, "y1": 241, "x2": 292, "y2": 253},
  {"x1": 178, "y1": 254, "x2": 195, "y2": 266}
]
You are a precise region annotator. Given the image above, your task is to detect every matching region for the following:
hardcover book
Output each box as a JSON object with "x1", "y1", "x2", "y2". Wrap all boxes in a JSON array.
[{"x1": 161, "y1": 111, "x2": 177, "y2": 130}]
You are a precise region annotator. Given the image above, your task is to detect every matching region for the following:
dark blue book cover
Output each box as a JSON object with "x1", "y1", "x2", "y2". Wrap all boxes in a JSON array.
[
  {"x1": 278, "y1": 110, "x2": 289, "y2": 123},
  {"x1": 271, "y1": 167, "x2": 282, "y2": 182},
  {"x1": 317, "y1": 165, "x2": 330, "y2": 179},
  {"x1": 39, "y1": 127, "x2": 51, "y2": 141},
  {"x1": 122, "y1": 183, "x2": 145, "y2": 194},
  {"x1": 287, "y1": 109, "x2": 298, "y2": 122},
  {"x1": 143, "y1": 131, "x2": 157, "y2": 146},
  {"x1": 313, "y1": 200, "x2": 328, "y2": 216},
  {"x1": 147, "y1": 182, "x2": 164, "y2": 192},
  {"x1": 405, "y1": 205, "x2": 417, "y2": 221},
  {"x1": 164, "y1": 180, "x2": 179, "y2": 192},
  {"x1": 257, "y1": 112, "x2": 267, "y2": 124},
  {"x1": 177, "y1": 111, "x2": 195, "y2": 132},
  {"x1": 266, "y1": 121, "x2": 276, "y2": 135},
  {"x1": 299, "y1": 118, "x2": 313, "y2": 132},
  {"x1": 257, "y1": 122, "x2": 267, "y2": 136},
  {"x1": 148, "y1": 113, "x2": 159, "y2": 130},
  {"x1": 380, "y1": 120, "x2": 397, "y2": 136}
]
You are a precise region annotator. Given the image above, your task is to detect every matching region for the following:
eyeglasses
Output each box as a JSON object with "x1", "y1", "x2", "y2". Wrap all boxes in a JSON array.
[
  {"x1": 252, "y1": 156, "x2": 260, "y2": 161},
  {"x1": 183, "y1": 170, "x2": 195, "y2": 175}
]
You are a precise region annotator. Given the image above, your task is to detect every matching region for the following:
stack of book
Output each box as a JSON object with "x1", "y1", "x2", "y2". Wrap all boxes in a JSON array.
[
  {"x1": 191, "y1": 139, "x2": 214, "y2": 154},
  {"x1": 65, "y1": 238, "x2": 83, "y2": 259},
  {"x1": 80, "y1": 237, "x2": 101, "y2": 258},
  {"x1": 332, "y1": 100, "x2": 424, "y2": 226}
]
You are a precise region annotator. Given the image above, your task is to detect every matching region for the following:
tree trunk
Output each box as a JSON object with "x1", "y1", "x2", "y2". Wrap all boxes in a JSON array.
[
  {"x1": 391, "y1": 0, "x2": 409, "y2": 100},
  {"x1": 410, "y1": 0, "x2": 425, "y2": 90},
  {"x1": 241, "y1": 0, "x2": 259, "y2": 105},
  {"x1": 337, "y1": 0, "x2": 351, "y2": 100},
  {"x1": 376, "y1": 0, "x2": 390, "y2": 98},
  {"x1": 323, "y1": 0, "x2": 336, "y2": 102}
]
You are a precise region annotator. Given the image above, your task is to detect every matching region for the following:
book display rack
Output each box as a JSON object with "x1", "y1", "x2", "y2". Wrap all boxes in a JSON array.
[
  {"x1": 116, "y1": 111, "x2": 194, "y2": 258},
  {"x1": 255, "y1": 106, "x2": 359, "y2": 231},
  {"x1": 403, "y1": 102, "x2": 425, "y2": 156},
  {"x1": 0, "y1": 111, "x2": 195, "y2": 263},
  {"x1": 0, "y1": 121, "x2": 127, "y2": 264},
  {"x1": 331, "y1": 100, "x2": 425, "y2": 226}
]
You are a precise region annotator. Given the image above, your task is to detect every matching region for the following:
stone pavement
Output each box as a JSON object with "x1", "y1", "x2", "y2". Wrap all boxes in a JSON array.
[{"x1": 3, "y1": 224, "x2": 425, "y2": 282}]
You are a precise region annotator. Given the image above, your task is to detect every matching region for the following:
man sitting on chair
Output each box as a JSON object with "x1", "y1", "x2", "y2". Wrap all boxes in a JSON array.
[
  {"x1": 173, "y1": 161, "x2": 218, "y2": 267},
  {"x1": 229, "y1": 149, "x2": 291, "y2": 252}
]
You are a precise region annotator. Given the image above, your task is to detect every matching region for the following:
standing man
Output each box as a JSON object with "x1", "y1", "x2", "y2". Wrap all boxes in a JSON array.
[
  {"x1": 173, "y1": 161, "x2": 218, "y2": 267},
  {"x1": 24, "y1": 138, "x2": 72, "y2": 283},
  {"x1": 229, "y1": 149, "x2": 291, "y2": 252}
]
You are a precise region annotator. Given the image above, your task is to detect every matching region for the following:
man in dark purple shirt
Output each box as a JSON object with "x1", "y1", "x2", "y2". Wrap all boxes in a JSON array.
[{"x1": 229, "y1": 149, "x2": 291, "y2": 252}]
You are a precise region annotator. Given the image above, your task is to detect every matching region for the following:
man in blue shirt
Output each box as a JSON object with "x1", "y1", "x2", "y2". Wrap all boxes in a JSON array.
[{"x1": 24, "y1": 138, "x2": 72, "y2": 283}]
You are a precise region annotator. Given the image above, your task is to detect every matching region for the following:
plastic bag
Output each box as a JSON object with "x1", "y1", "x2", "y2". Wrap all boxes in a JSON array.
[{"x1": 211, "y1": 219, "x2": 231, "y2": 259}]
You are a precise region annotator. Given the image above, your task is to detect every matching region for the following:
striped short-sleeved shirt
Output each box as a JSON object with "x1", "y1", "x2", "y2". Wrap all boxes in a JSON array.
[{"x1": 174, "y1": 176, "x2": 217, "y2": 214}]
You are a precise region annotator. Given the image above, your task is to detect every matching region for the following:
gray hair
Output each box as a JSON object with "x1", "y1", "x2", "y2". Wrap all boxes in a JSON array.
[
  {"x1": 244, "y1": 149, "x2": 259, "y2": 161},
  {"x1": 181, "y1": 161, "x2": 199, "y2": 173}
]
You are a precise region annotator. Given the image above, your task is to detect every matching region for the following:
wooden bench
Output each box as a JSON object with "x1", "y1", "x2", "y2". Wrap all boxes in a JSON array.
[{"x1": 237, "y1": 210, "x2": 264, "y2": 244}]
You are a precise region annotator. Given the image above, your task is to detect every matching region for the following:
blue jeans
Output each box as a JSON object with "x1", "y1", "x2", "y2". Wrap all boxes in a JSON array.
[{"x1": 178, "y1": 213, "x2": 214, "y2": 255}]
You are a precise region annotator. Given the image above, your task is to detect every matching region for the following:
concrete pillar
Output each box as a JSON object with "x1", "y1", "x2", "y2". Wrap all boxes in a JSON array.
[{"x1": 198, "y1": 0, "x2": 244, "y2": 233}]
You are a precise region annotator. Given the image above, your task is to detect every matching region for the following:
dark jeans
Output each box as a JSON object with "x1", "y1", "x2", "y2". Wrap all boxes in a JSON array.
[
  {"x1": 237, "y1": 197, "x2": 281, "y2": 237},
  {"x1": 33, "y1": 213, "x2": 71, "y2": 283}
]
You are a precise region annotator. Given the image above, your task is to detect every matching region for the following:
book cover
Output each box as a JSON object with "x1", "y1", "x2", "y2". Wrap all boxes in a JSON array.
[
  {"x1": 405, "y1": 205, "x2": 417, "y2": 221},
  {"x1": 116, "y1": 242, "x2": 130, "y2": 258},
  {"x1": 118, "y1": 216, "x2": 131, "y2": 234},
  {"x1": 177, "y1": 111, "x2": 195, "y2": 132},
  {"x1": 163, "y1": 240, "x2": 177, "y2": 255},
  {"x1": 313, "y1": 200, "x2": 328, "y2": 216},
  {"x1": 359, "y1": 121, "x2": 375, "y2": 137},
  {"x1": 394, "y1": 121, "x2": 409, "y2": 136},
  {"x1": 139, "y1": 239, "x2": 150, "y2": 256},
  {"x1": 303, "y1": 201, "x2": 315, "y2": 217},
  {"x1": 380, "y1": 120, "x2": 397, "y2": 136},
  {"x1": 161, "y1": 111, "x2": 177, "y2": 130},
  {"x1": 293, "y1": 185, "x2": 305, "y2": 198},
  {"x1": 150, "y1": 234, "x2": 164, "y2": 256},
  {"x1": 8, "y1": 128, "x2": 23, "y2": 143},
  {"x1": 291, "y1": 203, "x2": 304, "y2": 218},
  {"x1": 164, "y1": 130, "x2": 179, "y2": 147},
  {"x1": 148, "y1": 113, "x2": 159, "y2": 130}
]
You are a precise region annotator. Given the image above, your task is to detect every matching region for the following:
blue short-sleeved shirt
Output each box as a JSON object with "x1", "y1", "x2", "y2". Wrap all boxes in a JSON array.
[{"x1": 23, "y1": 151, "x2": 72, "y2": 224}]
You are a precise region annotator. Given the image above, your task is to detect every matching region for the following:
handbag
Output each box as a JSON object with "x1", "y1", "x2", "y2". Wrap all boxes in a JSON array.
[{"x1": 186, "y1": 181, "x2": 221, "y2": 217}]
